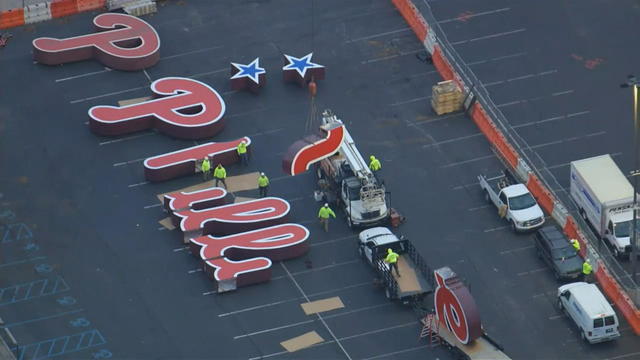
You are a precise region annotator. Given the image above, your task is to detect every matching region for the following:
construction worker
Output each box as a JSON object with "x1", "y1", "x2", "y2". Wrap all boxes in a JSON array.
[
  {"x1": 237, "y1": 140, "x2": 249, "y2": 166},
  {"x1": 582, "y1": 260, "x2": 593, "y2": 282},
  {"x1": 201, "y1": 157, "x2": 211, "y2": 181},
  {"x1": 369, "y1": 155, "x2": 381, "y2": 172},
  {"x1": 570, "y1": 238, "x2": 580, "y2": 252},
  {"x1": 258, "y1": 172, "x2": 269, "y2": 198},
  {"x1": 318, "y1": 203, "x2": 336, "y2": 232},
  {"x1": 214, "y1": 164, "x2": 227, "y2": 188},
  {"x1": 385, "y1": 248, "x2": 400, "y2": 277}
]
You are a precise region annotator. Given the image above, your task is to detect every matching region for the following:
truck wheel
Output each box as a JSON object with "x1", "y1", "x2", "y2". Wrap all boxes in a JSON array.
[
  {"x1": 358, "y1": 246, "x2": 364, "y2": 258},
  {"x1": 579, "y1": 208, "x2": 586, "y2": 221},
  {"x1": 347, "y1": 216, "x2": 353, "y2": 229},
  {"x1": 484, "y1": 190, "x2": 491, "y2": 203},
  {"x1": 580, "y1": 329, "x2": 587, "y2": 343},
  {"x1": 510, "y1": 220, "x2": 517, "y2": 232},
  {"x1": 385, "y1": 288, "x2": 392, "y2": 300},
  {"x1": 557, "y1": 299, "x2": 563, "y2": 311},
  {"x1": 613, "y1": 247, "x2": 620, "y2": 258}
]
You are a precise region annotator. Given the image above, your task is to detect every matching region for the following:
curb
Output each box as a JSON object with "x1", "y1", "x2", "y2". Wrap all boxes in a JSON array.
[
  {"x1": 0, "y1": 0, "x2": 106, "y2": 29},
  {"x1": 392, "y1": 0, "x2": 640, "y2": 335}
]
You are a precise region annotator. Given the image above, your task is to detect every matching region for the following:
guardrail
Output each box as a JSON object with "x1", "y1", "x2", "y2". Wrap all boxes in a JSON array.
[
  {"x1": 392, "y1": 0, "x2": 640, "y2": 335},
  {"x1": 0, "y1": 0, "x2": 105, "y2": 29}
]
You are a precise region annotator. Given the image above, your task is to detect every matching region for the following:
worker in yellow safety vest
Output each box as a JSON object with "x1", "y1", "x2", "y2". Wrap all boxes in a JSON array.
[
  {"x1": 237, "y1": 140, "x2": 249, "y2": 166},
  {"x1": 318, "y1": 203, "x2": 336, "y2": 232},
  {"x1": 385, "y1": 248, "x2": 400, "y2": 277},
  {"x1": 570, "y1": 238, "x2": 580, "y2": 252},
  {"x1": 369, "y1": 155, "x2": 381, "y2": 172},
  {"x1": 214, "y1": 164, "x2": 227, "y2": 189},
  {"x1": 201, "y1": 157, "x2": 211, "y2": 181},
  {"x1": 258, "y1": 172, "x2": 269, "y2": 198},
  {"x1": 582, "y1": 260, "x2": 593, "y2": 282}
]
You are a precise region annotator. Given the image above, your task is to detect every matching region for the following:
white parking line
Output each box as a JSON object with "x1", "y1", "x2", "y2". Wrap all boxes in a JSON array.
[
  {"x1": 227, "y1": 108, "x2": 270, "y2": 118},
  {"x1": 412, "y1": 112, "x2": 466, "y2": 125},
  {"x1": 311, "y1": 235, "x2": 358, "y2": 247},
  {"x1": 159, "y1": 45, "x2": 224, "y2": 61},
  {"x1": 233, "y1": 303, "x2": 391, "y2": 340},
  {"x1": 442, "y1": 153, "x2": 495, "y2": 168},
  {"x1": 483, "y1": 225, "x2": 510, "y2": 233},
  {"x1": 361, "y1": 48, "x2": 424, "y2": 64},
  {"x1": 362, "y1": 345, "x2": 428, "y2": 360},
  {"x1": 528, "y1": 131, "x2": 606, "y2": 150},
  {"x1": 517, "y1": 267, "x2": 548, "y2": 276},
  {"x1": 99, "y1": 131, "x2": 156, "y2": 146},
  {"x1": 606, "y1": 352, "x2": 640, "y2": 360},
  {"x1": 143, "y1": 69, "x2": 152, "y2": 82},
  {"x1": 390, "y1": 96, "x2": 430, "y2": 107},
  {"x1": 217, "y1": 281, "x2": 371, "y2": 316},
  {"x1": 55, "y1": 68, "x2": 112, "y2": 82},
  {"x1": 545, "y1": 152, "x2": 622, "y2": 170},
  {"x1": 437, "y1": 7, "x2": 510, "y2": 24},
  {"x1": 144, "y1": 203, "x2": 162, "y2": 209},
  {"x1": 128, "y1": 181, "x2": 150, "y2": 188},
  {"x1": 451, "y1": 28, "x2": 526, "y2": 45},
  {"x1": 113, "y1": 157, "x2": 146, "y2": 167},
  {"x1": 512, "y1": 110, "x2": 590, "y2": 129},
  {"x1": 247, "y1": 321, "x2": 417, "y2": 360},
  {"x1": 466, "y1": 52, "x2": 528, "y2": 66},
  {"x1": 345, "y1": 27, "x2": 410, "y2": 43},
  {"x1": 548, "y1": 314, "x2": 564, "y2": 320},
  {"x1": 497, "y1": 89, "x2": 574, "y2": 107},
  {"x1": 280, "y1": 262, "x2": 352, "y2": 360},
  {"x1": 532, "y1": 291, "x2": 556, "y2": 298},
  {"x1": 468, "y1": 204, "x2": 491, "y2": 212},
  {"x1": 423, "y1": 132, "x2": 482, "y2": 148},
  {"x1": 270, "y1": 259, "x2": 360, "y2": 280},
  {"x1": 483, "y1": 69, "x2": 557, "y2": 87},
  {"x1": 500, "y1": 245, "x2": 534, "y2": 255}
]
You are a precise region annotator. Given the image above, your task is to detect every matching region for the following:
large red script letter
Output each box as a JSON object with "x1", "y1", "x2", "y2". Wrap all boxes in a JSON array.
[
  {"x1": 433, "y1": 267, "x2": 482, "y2": 344},
  {"x1": 175, "y1": 197, "x2": 290, "y2": 241},
  {"x1": 164, "y1": 187, "x2": 228, "y2": 214},
  {"x1": 190, "y1": 224, "x2": 309, "y2": 292},
  {"x1": 282, "y1": 123, "x2": 344, "y2": 175},
  {"x1": 144, "y1": 137, "x2": 250, "y2": 182},
  {"x1": 89, "y1": 77, "x2": 225, "y2": 139},
  {"x1": 32, "y1": 13, "x2": 160, "y2": 71}
]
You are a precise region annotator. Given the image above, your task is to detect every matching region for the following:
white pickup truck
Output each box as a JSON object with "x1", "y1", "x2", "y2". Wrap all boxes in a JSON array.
[{"x1": 479, "y1": 170, "x2": 545, "y2": 232}]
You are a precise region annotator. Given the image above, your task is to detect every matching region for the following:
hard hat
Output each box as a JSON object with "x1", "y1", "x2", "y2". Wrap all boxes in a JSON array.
[
  {"x1": 260, "y1": 172, "x2": 265, "y2": 176},
  {"x1": 370, "y1": 155, "x2": 375, "y2": 160},
  {"x1": 241, "y1": 140, "x2": 246, "y2": 144},
  {"x1": 387, "y1": 248, "x2": 392, "y2": 253},
  {"x1": 324, "y1": 203, "x2": 328, "y2": 207}
]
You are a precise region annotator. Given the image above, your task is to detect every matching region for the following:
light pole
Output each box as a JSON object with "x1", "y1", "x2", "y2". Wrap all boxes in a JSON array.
[{"x1": 621, "y1": 75, "x2": 640, "y2": 283}]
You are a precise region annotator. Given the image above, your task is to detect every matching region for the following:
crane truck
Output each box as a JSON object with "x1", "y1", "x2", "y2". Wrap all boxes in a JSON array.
[{"x1": 316, "y1": 109, "x2": 390, "y2": 228}]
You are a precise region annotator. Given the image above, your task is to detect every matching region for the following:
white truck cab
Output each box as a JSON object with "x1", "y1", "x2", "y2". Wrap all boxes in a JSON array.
[
  {"x1": 479, "y1": 172, "x2": 545, "y2": 232},
  {"x1": 557, "y1": 282, "x2": 620, "y2": 344}
]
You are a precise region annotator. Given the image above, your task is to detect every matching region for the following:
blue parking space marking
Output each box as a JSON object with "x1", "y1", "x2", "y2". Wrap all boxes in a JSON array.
[
  {"x1": 1, "y1": 223, "x2": 33, "y2": 243},
  {"x1": 0, "y1": 256, "x2": 47, "y2": 269},
  {"x1": 14, "y1": 329, "x2": 106, "y2": 360},
  {"x1": 0, "y1": 276, "x2": 70, "y2": 306}
]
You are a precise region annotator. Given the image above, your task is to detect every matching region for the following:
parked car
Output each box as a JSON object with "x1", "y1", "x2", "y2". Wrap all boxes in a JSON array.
[
  {"x1": 557, "y1": 282, "x2": 620, "y2": 344},
  {"x1": 534, "y1": 226, "x2": 583, "y2": 280}
]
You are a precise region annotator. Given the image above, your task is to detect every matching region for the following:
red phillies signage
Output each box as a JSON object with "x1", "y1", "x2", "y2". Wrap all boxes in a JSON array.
[
  {"x1": 34, "y1": 14, "x2": 344, "y2": 293},
  {"x1": 434, "y1": 267, "x2": 482, "y2": 344},
  {"x1": 89, "y1": 77, "x2": 226, "y2": 139},
  {"x1": 32, "y1": 13, "x2": 160, "y2": 71},
  {"x1": 282, "y1": 122, "x2": 344, "y2": 176}
]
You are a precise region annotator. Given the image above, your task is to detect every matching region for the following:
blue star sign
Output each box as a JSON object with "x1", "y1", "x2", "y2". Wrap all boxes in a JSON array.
[
  {"x1": 230, "y1": 58, "x2": 266, "y2": 84},
  {"x1": 283, "y1": 53, "x2": 324, "y2": 78}
]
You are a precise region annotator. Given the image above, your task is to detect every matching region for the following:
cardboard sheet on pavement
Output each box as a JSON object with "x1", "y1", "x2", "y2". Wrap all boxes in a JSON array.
[
  {"x1": 234, "y1": 196, "x2": 255, "y2": 203},
  {"x1": 280, "y1": 331, "x2": 324, "y2": 353},
  {"x1": 118, "y1": 96, "x2": 151, "y2": 107},
  {"x1": 156, "y1": 172, "x2": 260, "y2": 203},
  {"x1": 300, "y1": 296, "x2": 344, "y2": 315},
  {"x1": 158, "y1": 217, "x2": 176, "y2": 230}
]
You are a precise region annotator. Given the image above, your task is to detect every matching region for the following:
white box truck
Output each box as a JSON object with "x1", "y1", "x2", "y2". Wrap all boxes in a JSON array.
[{"x1": 570, "y1": 154, "x2": 637, "y2": 258}]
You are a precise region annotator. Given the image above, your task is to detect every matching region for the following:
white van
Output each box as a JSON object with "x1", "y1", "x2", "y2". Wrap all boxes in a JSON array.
[{"x1": 557, "y1": 282, "x2": 620, "y2": 344}]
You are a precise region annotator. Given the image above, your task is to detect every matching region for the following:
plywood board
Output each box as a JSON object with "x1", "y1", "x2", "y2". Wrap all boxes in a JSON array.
[
  {"x1": 118, "y1": 96, "x2": 151, "y2": 107},
  {"x1": 156, "y1": 181, "x2": 216, "y2": 203},
  {"x1": 226, "y1": 172, "x2": 260, "y2": 192},
  {"x1": 234, "y1": 196, "x2": 256, "y2": 204},
  {"x1": 280, "y1": 331, "x2": 324, "y2": 353},
  {"x1": 394, "y1": 256, "x2": 421, "y2": 293},
  {"x1": 158, "y1": 217, "x2": 176, "y2": 230},
  {"x1": 300, "y1": 296, "x2": 344, "y2": 315}
]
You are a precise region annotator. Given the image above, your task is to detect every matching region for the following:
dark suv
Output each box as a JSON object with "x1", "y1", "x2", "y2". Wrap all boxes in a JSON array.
[{"x1": 534, "y1": 226, "x2": 583, "y2": 280}]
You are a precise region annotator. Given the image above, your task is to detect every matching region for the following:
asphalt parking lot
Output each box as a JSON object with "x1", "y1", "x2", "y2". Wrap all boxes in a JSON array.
[{"x1": 1, "y1": 0, "x2": 640, "y2": 359}]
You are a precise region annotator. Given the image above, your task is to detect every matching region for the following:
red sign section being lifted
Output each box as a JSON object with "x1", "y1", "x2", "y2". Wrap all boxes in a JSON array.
[
  {"x1": 144, "y1": 137, "x2": 250, "y2": 182},
  {"x1": 434, "y1": 267, "x2": 482, "y2": 345},
  {"x1": 282, "y1": 123, "x2": 344, "y2": 176},
  {"x1": 32, "y1": 13, "x2": 160, "y2": 71},
  {"x1": 89, "y1": 77, "x2": 226, "y2": 140}
]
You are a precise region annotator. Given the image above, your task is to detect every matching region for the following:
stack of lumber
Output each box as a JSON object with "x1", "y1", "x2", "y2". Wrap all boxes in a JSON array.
[{"x1": 431, "y1": 80, "x2": 463, "y2": 115}]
